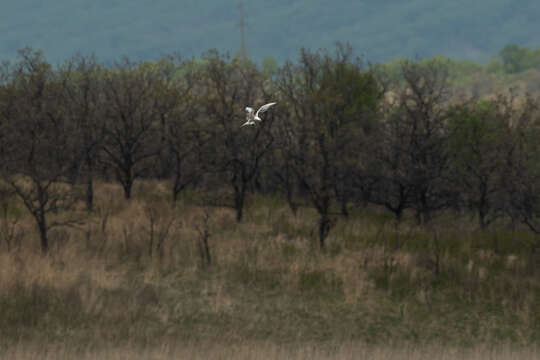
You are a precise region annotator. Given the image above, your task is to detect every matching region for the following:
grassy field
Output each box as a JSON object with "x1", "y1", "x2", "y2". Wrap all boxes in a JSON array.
[
  {"x1": 3, "y1": 342, "x2": 540, "y2": 360},
  {"x1": 1, "y1": 180, "x2": 540, "y2": 358}
]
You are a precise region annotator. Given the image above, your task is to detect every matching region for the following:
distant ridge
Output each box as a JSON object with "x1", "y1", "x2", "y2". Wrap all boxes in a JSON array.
[{"x1": 1, "y1": 0, "x2": 539, "y2": 64}]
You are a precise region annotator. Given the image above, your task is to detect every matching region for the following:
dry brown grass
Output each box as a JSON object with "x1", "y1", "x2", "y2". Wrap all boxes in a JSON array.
[
  {"x1": 2, "y1": 342, "x2": 539, "y2": 360},
  {"x1": 1, "y1": 180, "x2": 540, "y2": 354}
]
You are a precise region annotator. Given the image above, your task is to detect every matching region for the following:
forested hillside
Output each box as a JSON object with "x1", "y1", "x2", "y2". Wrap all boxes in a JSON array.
[{"x1": 1, "y1": 0, "x2": 539, "y2": 64}]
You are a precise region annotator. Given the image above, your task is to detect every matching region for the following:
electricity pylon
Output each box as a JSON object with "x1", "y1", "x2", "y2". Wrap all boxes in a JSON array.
[{"x1": 237, "y1": 2, "x2": 248, "y2": 61}]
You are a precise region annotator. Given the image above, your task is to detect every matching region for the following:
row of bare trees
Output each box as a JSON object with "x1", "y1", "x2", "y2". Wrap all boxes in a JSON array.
[{"x1": 2, "y1": 46, "x2": 540, "y2": 252}]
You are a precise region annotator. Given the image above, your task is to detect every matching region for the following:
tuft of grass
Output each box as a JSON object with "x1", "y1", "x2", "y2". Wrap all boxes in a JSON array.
[
  {"x1": 2, "y1": 342, "x2": 540, "y2": 360},
  {"x1": 298, "y1": 269, "x2": 343, "y2": 299}
]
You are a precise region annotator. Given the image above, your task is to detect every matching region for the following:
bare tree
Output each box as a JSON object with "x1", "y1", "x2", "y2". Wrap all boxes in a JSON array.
[
  {"x1": 0, "y1": 186, "x2": 23, "y2": 252},
  {"x1": 101, "y1": 59, "x2": 163, "y2": 199},
  {"x1": 161, "y1": 59, "x2": 211, "y2": 203},
  {"x1": 0, "y1": 48, "x2": 83, "y2": 253},
  {"x1": 201, "y1": 51, "x2": 275, "y2": 222},
  {"x1": 276, "y1": 45, "x2": 381, "y2": 249},
  {"x1": 447, "y1": 95, "x2": 513, "y2": 229},
  {"x1": 195, "y1": 208, "x2": 212, "y2": 267},
  {"x1": 143, "y1": 199, "x2": 176, "y2": 260},
  {"x1": 368, "y1": 59, "x2": 454, "y2": 224},
  {"x1": 267, "y1": 111, "x2": 301, "y2": 214},
  {"x1": 61, "y1": 55, "x2": 105, "y2": 211},
  {"x1": 500, "y1": 94, "x2": 540, "y2": 242},
  {"x1": 364, "y1": 118, "x2": 415, "y2": 221}
]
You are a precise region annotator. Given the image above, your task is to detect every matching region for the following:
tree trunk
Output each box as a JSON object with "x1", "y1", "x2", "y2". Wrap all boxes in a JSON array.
[
  {"x1": 171, "y1": 172, "x2": 185, "y2": 203},
  {"x1": 85, "y1": 154, "x2": 95, "y2": 212},
  {"x1": 478, "y1": 186, "x2": 489, "y2": 230},
  {"x1": 478, "y1": 210, "x2": 487, "y2": 230},
  {"x1": 286, "y1": 187, "x2": 297, "y2": 216},
  {"x1": 86, "y1": 174, "x2": 94, "y2": 212},
  {"x1": 123, "y1": 183, "x2": 132, "y2": 200},
  {"x1": 340, "y1": 199, "x2": 349, "y2": 218},
  {"x1": 396, "y1": 209, "x2": 403, "y2": 222},
  {"x1": 234, "y1": 191, "x2": 245, "y2": 222},
  {"x1": 117, "y1": 165, "x2": 134, "y2": 200},
  {"x1": 37, "y1": 213, "x2": 48, "y2": 254},
  {"x1": 201, "y1": 235, "x2": 211, "y2": 266},
  {"x1": 318, "y1": 214, "x2": 331, "y2": 251}
]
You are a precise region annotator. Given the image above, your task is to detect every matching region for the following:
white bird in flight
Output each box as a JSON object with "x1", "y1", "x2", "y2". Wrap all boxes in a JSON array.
[{"x1": 241, "y1": 102, "x2": 276, "y2": 127}]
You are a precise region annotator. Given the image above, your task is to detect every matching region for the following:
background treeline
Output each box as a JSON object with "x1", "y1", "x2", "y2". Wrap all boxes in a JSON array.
[
  {"x1": 377, "y1": 44, "x2": 540, "y2": 96},
  {"x1": 2, "y1": 45, "x2": 540, "y2": 253}
]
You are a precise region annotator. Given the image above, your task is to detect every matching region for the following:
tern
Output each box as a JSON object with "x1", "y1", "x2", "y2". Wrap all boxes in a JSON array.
[{"x1": 242, "y1": 102, "x2": 276, "y2": 127}]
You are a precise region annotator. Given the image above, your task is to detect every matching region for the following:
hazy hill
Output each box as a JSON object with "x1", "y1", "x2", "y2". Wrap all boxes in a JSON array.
[{"x1": 1, "y1": 0, "x2": 539, "y2": 64}]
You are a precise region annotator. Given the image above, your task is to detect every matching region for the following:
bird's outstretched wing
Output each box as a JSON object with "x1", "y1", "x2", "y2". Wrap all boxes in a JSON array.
[
  {"x1": 255, "y1": 102, "x2": 276, "y2": 118},
  {"x1": 241, "y1": 120, "x2": 254, "y2": 127}
]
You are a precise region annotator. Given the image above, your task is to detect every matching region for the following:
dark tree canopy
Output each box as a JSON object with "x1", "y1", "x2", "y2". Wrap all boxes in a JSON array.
[{"x1": 2, "y1": 45, "x2": 540, "y2": 253}]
